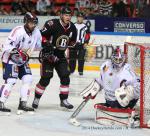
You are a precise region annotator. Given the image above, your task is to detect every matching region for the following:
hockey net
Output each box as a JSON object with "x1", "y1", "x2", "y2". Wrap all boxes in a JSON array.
[{"x1": 124, "y1": 42, "x2": 150, "y2": 128}]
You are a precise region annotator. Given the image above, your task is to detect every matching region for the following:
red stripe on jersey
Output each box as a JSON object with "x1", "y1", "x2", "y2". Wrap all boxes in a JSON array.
[
  {"x1": 60, "y1": 85, "x2": 69, "y2": 88},
  {"x1": 36, "y1": 83, "x2": 45, "y2": 90},
  {"x1": 10, "y1": 26, "x2": 22, "y2": 37},
  {"x1": 60, "y1": 91, "x2": 69, "y2": 94}
]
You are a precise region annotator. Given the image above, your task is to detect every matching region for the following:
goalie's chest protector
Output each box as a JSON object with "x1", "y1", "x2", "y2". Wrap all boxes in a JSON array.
[{"x1": 101, "y1": 62, "x2": 135, "y2": 101}]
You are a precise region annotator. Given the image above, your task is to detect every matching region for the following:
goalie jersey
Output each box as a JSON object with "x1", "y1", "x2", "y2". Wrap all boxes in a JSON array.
[
  {"x1": 1, "y1": 26, "x2": 42, "y2": 64},
  {"x1": 96, "y1": 60, "x2": 140, "y2": 101}
]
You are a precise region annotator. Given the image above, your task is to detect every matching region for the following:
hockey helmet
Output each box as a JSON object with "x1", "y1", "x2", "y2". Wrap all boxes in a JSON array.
[
  {"x1": 24, "y1": 12, "x2": 38, "y2": 25},
  {"x1": 61, "y1": 7, "x2": 72, "y2": 15},
  {"x1": 111, "y1": 46, "x2": 126, "y2": 70},
  {"x1": 77, "y1": 12, "x2": 85, "y2": 18}
]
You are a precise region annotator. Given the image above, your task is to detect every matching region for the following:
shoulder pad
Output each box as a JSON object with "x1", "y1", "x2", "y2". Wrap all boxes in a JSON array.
[{"x1": 123, "y1": 63, "x2": 132, "y2": 70}]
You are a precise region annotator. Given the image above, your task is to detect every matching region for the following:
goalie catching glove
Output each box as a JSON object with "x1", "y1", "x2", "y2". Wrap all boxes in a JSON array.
[
  {"x1": 9, "y1": 48, "x2": 29, "y2": 66},
  {"x1": 80, "y1": 79, "x2": 101, "y2": 99},
  {"x1": 115, "y1": 85, "x2": 134, "y2": 107}
]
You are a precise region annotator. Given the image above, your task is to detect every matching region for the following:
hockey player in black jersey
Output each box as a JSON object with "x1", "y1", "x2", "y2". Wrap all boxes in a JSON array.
[
  {"x1": 68, "y1": 12, "x2": 91, "y2": 76},
  {"x1": 32, "y1": 7, "x2": 77, "y2": 110}
]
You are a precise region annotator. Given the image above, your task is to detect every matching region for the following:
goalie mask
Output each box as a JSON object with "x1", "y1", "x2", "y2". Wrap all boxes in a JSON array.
[{"x1": 111, "y1": 46, "x2": 126, "y2": 71}]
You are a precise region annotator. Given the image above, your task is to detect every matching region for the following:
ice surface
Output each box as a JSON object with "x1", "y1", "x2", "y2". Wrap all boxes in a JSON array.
[{"x1": 0, "y1": 69, "x2": 150, "y2": 136}]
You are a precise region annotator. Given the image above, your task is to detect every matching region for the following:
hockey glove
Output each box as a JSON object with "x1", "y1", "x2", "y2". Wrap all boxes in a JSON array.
[
  {"x1": 115, "y1": 85, "x2": 134, "y2": 107},
  {"x1": 9, "y1": 48, "x2": 29, "y2": 66},
  {"x1": 80, "y1": 79, "x2": 101, "y2": 100},
  {"x1": 39, "y1": 47, "x2": 59, "y2": 63}
]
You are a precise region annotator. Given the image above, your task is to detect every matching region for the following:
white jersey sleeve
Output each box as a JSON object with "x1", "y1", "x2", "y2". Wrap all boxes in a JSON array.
[
  {"x1": 3, "y1": 26, "x2": 22, "y2": 52},
  {"x1": 2, "y1": 26, "x2": 42, "y2": 64},
  {"x1": 122, "y1": 64, "x2": 140, "y2": 100},
  {"x1": 95, "y1": 60, "x2": 110, "y2": 86}
]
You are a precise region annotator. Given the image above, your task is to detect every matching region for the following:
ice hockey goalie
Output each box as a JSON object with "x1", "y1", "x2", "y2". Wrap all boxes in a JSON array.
[{"x1": 80, "y1": 46, "x2": 140, "y2": 127}]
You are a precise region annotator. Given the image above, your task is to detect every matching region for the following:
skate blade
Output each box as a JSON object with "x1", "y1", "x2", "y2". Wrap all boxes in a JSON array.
[
  {"x1": 59, "y1": 106, "x2": 74, "y2": 112},
  {"x1": 0, "y1": 111, "x2": 11, "y2": 116},
  {"x1": 17, "y1": 110, "x2": 35, "y2": 115},
  {"x1": 69, "y1": 118, "x2": 81, "y2": 127}
]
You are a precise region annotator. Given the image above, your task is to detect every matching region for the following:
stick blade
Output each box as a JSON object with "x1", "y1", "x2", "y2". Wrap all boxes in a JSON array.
[{"x1": 69, "y1": 118, "x2": 81, "y2": 127}]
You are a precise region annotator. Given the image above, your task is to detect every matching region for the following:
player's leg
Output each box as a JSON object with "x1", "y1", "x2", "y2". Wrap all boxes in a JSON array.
[
  {"x1": 68, "y1": 48, "x2": 77, "y2": 74},
  {"x1": 17, "y1": 63, "x2": 34, "y2": 114},
  {"x1": 32, "y1": 61, "x2": 54, "y2": 109},
  {"x1": 106, "y1": 99, "x2": 138, "y2": 109},
  {"x1": 0, "y1": 62, "x2": 18, "y2": 113},
  {"x1": 78, "y1": 47, "x2": 86, "y2": 75},
  {"x1": 55, "y1": 59, "x2": 73, "y2": 109}
]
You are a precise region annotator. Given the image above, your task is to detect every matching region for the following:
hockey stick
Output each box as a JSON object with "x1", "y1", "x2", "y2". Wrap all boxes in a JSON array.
[{"x1": 69, "y1": 97, "x2": 90, "y2": 126}]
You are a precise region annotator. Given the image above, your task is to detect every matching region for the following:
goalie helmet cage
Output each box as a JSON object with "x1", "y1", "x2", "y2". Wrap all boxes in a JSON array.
[{"x1": 124, "y1": 42, "x2": 150, "y2": 128}]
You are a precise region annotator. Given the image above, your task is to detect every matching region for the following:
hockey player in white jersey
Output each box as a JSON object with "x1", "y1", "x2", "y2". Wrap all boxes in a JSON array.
[
  {"x1": 0, "y1": 12, "x2": 42, "y2": 114},
  {"x1": 79, "y1": 46, "x2": 140, "y2": 125}
]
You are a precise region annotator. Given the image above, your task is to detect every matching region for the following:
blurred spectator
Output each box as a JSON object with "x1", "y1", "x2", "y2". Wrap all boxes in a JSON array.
[
  {"x1": 98, "y1": 0, "x2": 113, "y2": 16},
  {"x1": 46, "y1": 6, "x2": 56, "y2": 16},
  {"x1": 36, "y1": 0, "x2": 51, "y2": 15},
  {"x1": 140, "y1": 3, "x2": 150, "y2": 18},
  {"x1": 55, "y1": 9, "x2": 61, "y2": 16},
  {"x1": 90, "y1": 0, "x2": 99, "y2": 13},
  {"x1": 75, "y1": 0, "x2": 91, "y2": 9},
  {"x1": 73, "y1": 8, "x2": 79, "y2": 16},
  {"x1": 0, "y1": 5, "x2": 9, "y2": 15},
  {"x1": 11, "y1": 0, "x2": 23, "y2": 15},
  {"x1": 112, "y1": 0, "x2": 128, "y2": 17},
  {"x1": 21, "y1": 0, "x2": 35, "y2": 14},
  {"x1": 84, "y1": 8, "x2": 95, "y2": 16}
]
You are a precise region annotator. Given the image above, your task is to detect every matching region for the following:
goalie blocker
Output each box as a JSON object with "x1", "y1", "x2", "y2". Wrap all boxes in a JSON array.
[{"x1": 80, "y1": 79, "x2": 101, "y2": 99}]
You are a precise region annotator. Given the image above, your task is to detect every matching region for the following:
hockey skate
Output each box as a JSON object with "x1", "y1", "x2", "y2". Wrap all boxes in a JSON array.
[
  {"x1": 32, "y1": 97, "x2": 40, "y2": 109},
  {"x1": 79, "y1": 72, "x2": 83, "y2": 76},
  {"x1": 17, "y1": 100, "x2": 34, "y2": 115},
  {"x1": 0, "y1": 101, "x2": 11, "y2": 116},
  {"x1": 60, "y1": 99, "x2": 74, "y2": 110}
]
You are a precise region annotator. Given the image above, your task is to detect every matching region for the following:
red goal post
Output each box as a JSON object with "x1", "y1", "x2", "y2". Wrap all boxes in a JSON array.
[{"x1": 124, "y1": 42, "x2": 150, "y2": 128}]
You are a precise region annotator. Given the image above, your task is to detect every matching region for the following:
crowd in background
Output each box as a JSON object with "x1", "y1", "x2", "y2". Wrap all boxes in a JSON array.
[{"x1": 0, "y1": 0, "x2": 150, "y2": 18}]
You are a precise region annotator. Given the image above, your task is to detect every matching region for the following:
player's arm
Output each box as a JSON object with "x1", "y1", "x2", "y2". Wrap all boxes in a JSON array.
[
  {"x1": 85, "y1": 20, "x2": 91, "y2": 45},
  {"x1": 3, "y1": 27, "x2": 21, "y2": 52},
  {"x1": 39, "y1": 20, "x2": 58, "y2": 63},
  {"x1": 68, "y1": 24, "x2": 77, "y2": 48},
  {"x1": 115, "y1": 64, "x2": 140, "y2": 107},
  {"x1": 84, "y1": 26, "x2": 91, "y2": 45},
  {"x1": 35, "y1": 30, "x2": 42, "y2": 50},
  {"x1": 40, "y1": 20, "x2": 54, "y2": 48}
]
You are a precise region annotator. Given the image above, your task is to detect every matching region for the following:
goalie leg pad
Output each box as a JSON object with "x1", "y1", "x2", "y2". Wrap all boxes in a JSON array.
[{"x1": 94, "y1": 104, "x2": 135, "y2": 126}]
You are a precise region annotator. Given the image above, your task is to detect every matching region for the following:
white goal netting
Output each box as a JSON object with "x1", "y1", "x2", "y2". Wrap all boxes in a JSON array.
[{"x1": 124, "y1": 42, "x2": 150, "y2": 128}]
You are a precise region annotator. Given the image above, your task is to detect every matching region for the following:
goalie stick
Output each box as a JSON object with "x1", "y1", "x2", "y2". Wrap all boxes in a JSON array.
[{"x1": 69, "y1": 97, "x2": 90, "y2": 126}]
